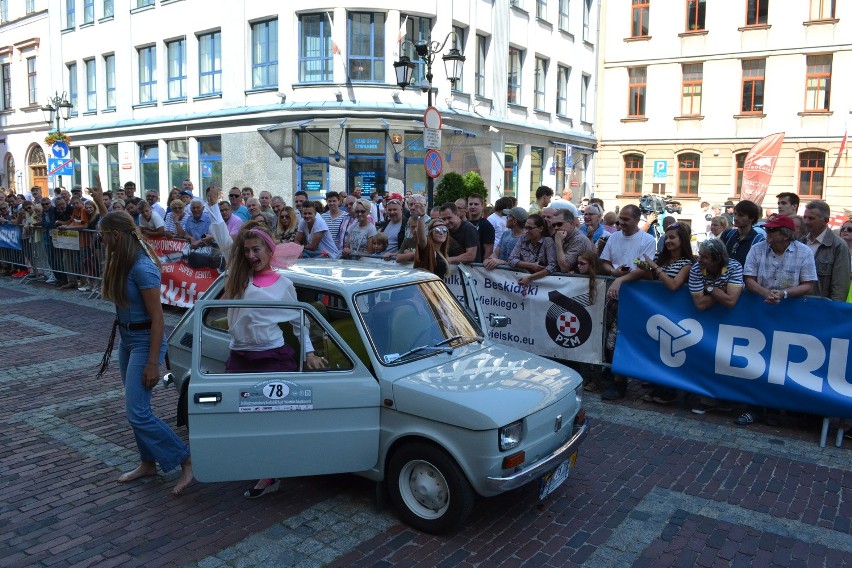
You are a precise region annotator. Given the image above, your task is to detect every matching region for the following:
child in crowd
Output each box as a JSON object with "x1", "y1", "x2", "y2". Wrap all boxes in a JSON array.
[{"x1": 371, "y1": 232, "x2": 389, "y2": 254}]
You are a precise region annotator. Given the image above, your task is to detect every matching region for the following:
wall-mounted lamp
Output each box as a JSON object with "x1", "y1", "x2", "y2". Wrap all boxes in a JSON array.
[{"x1": 276, "y1": 92, "x2": 287, "y2": 103}]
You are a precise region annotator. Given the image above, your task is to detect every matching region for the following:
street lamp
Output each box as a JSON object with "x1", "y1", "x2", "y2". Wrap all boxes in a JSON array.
[
  {"x1": 394, "y1": 32, "x2": 465, "y2": 210},
  {"x1": 41, "y1": 91, "x2": 73, "y2": 186},
  {"x1": 41, "y1": 91, "x2": 73, "y2": 134}
]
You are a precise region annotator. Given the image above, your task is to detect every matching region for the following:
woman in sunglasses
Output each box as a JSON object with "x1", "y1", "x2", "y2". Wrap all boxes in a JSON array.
[
  {"x1": 413, "y1": 216, "x2": 450, "y2": 277},
  {"x1": 342, "y1": 198, "x2": 377, "y2": 258}
]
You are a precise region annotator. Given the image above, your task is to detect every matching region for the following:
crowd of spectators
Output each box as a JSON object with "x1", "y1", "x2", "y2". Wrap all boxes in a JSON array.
[{"x1": 2, "y1": 180, "x2": 851, "y2": 422}]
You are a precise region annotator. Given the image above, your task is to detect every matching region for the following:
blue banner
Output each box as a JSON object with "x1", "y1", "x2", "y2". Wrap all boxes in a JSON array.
[
  {"x1": 613, "y1": 281, "x2": 852, "y2": 419},
  {"x1": 0, "y1": 224, "x2": 22, "y2": 250}
]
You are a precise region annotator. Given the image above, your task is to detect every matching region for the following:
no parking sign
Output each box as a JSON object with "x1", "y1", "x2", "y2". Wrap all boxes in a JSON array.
[{"x1": 424, "y1": 149, "x2": 443, "y2": 178}]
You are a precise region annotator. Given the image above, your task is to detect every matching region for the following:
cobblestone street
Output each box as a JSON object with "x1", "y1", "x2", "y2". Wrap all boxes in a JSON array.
[{"x1": 1, "y1": 278, "x2": 850, "y2": 567}]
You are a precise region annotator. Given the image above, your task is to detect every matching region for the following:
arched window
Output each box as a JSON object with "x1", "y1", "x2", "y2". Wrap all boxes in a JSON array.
[
  {"x1": 798, "y1": 151, "x2": 825, "y2": 197},
  {"x1": 4, "y1": 153, "x2": 14, "y2": 191},
  {"x1": 677, "y1": 152, "x2": 700, "y2": 196},
  {"x1": 623, "y1": 153, "x2": 643, "y2": 195}
]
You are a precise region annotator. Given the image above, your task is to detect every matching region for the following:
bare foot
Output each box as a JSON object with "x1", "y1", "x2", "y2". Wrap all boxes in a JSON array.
[
  {"x1": 118, "y1": 462, "x2": 157, "y2": 483},
  {"x1": 172, "y1": 459, "x2": 194, "y2": 496}
]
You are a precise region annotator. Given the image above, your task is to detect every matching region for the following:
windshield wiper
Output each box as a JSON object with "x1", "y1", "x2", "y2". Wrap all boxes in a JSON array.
[
  {"x1": 395, "y1": 344, "x2": 453, "y2": 362},
  {"x1": 435, "y1": 335, "x2": 484, "y2": 347}
]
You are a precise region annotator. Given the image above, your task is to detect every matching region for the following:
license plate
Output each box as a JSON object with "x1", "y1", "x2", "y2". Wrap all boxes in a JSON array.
[{"x1": 538, "y1": 451, "x2": 577, "y2": 500}]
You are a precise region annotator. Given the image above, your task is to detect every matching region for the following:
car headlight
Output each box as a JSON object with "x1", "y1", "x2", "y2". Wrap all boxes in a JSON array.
[{"x1": 499, "y1": 420, "x2": 523, "y2": 451}]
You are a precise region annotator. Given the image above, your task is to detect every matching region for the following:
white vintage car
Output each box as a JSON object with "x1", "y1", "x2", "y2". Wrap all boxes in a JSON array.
[{"x1": 165, "y1": 260, "x2": 588, "y2": 533}]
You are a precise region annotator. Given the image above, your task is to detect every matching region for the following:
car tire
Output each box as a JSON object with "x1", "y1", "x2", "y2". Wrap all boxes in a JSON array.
[{"x1": 387, "y1": 442, "x2": 475, "y2": 534}]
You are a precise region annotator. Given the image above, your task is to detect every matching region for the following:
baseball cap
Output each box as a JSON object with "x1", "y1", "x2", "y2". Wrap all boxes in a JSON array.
[
  {"x1": 763, "y1": 214, "x2": 795, "y2": 231},
  {"x1": 179, "y1": 190, "x2": 194, "y2": 197},
  {"x1": 724, "y1": 200, "x2": 735, "y2": 208},
  {"x1": 504, "y1": 207, "x2": 529, "y2": 222}
]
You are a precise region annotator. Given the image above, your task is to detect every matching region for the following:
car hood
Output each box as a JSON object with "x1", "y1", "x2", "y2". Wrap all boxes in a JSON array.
[{"x1": 391, "y1": 344, "x2": 580, "y2": 430}]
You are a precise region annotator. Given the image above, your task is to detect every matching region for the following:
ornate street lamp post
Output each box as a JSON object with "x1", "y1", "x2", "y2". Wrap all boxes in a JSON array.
[
  {"x1": 41, "y1": 91, "x2": 73, "y2": 186},
  {"x1": 394, "y1": 32, "x2": 465, "y2": 210}
]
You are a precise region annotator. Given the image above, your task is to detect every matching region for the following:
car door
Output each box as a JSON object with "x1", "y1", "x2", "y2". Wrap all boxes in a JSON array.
[
  {"x1": 188, "y1": 299, "x2": 380, "y2": 483},
  {"x1": 457, "y1": 264, "x2": 488, "y2": 332}
]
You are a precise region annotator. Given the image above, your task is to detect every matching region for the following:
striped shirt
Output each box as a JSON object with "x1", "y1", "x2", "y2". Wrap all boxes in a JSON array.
[{"x1": 688, "y1": 259, "x2": 744, "y2": 296}]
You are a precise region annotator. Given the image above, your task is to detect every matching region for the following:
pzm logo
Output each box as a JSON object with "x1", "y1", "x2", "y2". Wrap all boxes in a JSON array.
[{"x1": 545, "y1": 291, "x2": 592, "y2": 348}]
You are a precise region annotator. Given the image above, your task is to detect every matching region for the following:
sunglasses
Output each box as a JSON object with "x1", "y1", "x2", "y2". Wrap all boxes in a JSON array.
[
  {"x1": 840, "y1": 227, "x2": 852, "y2": 233},
  {"x1": 524, "y1": 224, "x2": 541, "y2": 230},
  {"x1": 229, "y1": 194, "x2": 240, "y2": 198},
  {"x1": 551, "y1": 221, "x2": 565, "y2": 227},
  {"x1": 431, "y1": 226, "x2": 448, "y2": 234}
]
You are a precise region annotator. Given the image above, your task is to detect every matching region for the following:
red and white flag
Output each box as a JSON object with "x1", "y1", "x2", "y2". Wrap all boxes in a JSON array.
[
  {"x1": 326, "y1": 12, "x2": 341, "y2": 56},
  {"x1": 397, "y1": 15, "x2": 409, "y2": 45},
  {"x1": 740, "y1": 132, "x2": 785, "y2": 206},
  {"x1": 831, "y1": 128, "x2": 847, "y2": 176}
]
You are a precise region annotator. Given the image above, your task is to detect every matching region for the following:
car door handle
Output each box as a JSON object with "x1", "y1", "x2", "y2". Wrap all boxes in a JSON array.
[{"x1": 194, "y1": 392, "x2": 222, "y2": 404}]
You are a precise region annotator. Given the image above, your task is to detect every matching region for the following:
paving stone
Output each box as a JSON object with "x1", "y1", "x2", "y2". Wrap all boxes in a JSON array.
[{"x1": 4, "y1": 279, "x2": 852, "y2": 568}]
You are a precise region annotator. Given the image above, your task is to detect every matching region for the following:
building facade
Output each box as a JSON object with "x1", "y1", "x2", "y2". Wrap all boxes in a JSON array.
[
  {"x1": 0, "y1": 1, "x2": 50, "y2": 195},
  {"x1": 1, "y1": 0, "x2": 600, "y2": 209},
  {"x1": 595, "y1": 0, "x2": 850, "y2": 218}
]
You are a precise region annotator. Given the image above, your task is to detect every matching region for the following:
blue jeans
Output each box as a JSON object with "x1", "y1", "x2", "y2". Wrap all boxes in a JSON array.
[{"x1": 118, "y1": 329, "x2": 190, "y2": 472}]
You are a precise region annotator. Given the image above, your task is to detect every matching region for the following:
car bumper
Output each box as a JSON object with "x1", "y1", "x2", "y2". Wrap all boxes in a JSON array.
[{"x1": 484, "y1": 418, "x2": 590, "y2": 493}]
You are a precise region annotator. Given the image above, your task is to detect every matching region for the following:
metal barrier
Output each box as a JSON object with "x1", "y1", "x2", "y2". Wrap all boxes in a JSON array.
[{"x1": 0, "y1": 227, "x2": 103, "y2": 297}]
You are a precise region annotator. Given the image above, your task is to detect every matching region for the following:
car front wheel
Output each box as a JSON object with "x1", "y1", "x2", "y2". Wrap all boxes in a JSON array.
[{"x1": 387, "y1": 443, "x2": 475, "y2": 534}]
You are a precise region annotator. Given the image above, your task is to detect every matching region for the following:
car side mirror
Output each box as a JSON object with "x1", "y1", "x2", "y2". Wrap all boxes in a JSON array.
[{"x1": 489, "y1": 314, "x2": 508, "y2": 328}]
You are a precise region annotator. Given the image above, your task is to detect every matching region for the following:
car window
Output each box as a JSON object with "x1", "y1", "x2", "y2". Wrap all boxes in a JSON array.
[
  {"x1": 355, "y1": 281, "x2": 481, "y2": 364},
  {"x1": 198, "y1": 304, "x2": 353, "y2": 374}
]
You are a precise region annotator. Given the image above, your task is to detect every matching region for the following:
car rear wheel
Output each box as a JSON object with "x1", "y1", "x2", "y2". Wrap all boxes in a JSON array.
[{"x1": 387, "y1": 443, "x2": 475, "y2": 534}]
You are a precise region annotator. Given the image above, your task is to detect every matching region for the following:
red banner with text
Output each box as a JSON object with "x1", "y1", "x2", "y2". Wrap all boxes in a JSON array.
[
  {"x1": 740, "y1": 132, "x2": 785, "y2": 206},
  {"x1": 145, "y1": 237, "x2": 219, "y2": 307}
]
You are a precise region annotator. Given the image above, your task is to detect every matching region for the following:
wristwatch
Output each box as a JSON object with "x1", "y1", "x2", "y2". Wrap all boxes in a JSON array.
[
  {"x1": 705, "y1": 285, "x2": 714, "y2": 295},
  {"x1": 783, "y1": 290, "x2": 788, "y2": 299}
]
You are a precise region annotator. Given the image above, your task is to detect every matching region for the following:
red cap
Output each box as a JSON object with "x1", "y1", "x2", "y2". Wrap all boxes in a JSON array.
[{"x1": 764, "y1": 214, "x2": 795, "y2": 231}]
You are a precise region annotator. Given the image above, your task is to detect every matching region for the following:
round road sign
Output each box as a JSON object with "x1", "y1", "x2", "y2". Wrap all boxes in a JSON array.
[
  {"x1": 51, "y1": 141, "x2": 70, "y2": 159},
  {"x1": 424, "y1": 106, "x2": 442, "y2": 130},
  {"x1": 424, "y1": 149, "x2": 443, "y2": 179}
]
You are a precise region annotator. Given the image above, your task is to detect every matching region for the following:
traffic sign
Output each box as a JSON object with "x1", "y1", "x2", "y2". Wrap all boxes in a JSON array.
[
  {"x1": 424, "y1": 128, "x2": 442, "y2": 150},
  {"x1": 47, "y1": 157, "x2": 73, "y2": 177},
  {"x1": 51, "y1": 141, "x2": 70, "y2": 159},
  {"x1": 424, "y1": 150, "x2": 443, "y2": 179},
  {"x1": 653, "y1": 160, "x2": 668, "y2": 182},
  {"x1": 565, "y1": 146, "x2": 573, "y2": 169},
  {"x1": 423, "y1": 106, "x2": 442, "y2": 129}
]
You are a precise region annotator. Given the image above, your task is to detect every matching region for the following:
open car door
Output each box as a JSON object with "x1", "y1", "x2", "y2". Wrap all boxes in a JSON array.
[
  {"x1": 187, "y1": 299, "x2": 380, "y2": 482},
  {"x1": 457, "y1": 264, "x2": 489, "y2": 333}
]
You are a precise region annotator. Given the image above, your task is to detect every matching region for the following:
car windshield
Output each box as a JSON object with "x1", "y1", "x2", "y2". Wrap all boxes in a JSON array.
[{"x1": 355, "y1": 280, "x2": 482, "y2": 365}]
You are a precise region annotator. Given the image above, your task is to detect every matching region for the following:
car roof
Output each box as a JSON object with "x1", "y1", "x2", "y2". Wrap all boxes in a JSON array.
[{"x1": 282, "y1": 260, "x2": 440, "y2": 292}]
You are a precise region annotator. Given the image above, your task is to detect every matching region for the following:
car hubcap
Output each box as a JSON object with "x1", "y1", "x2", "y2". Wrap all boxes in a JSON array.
[{"x1": 399, "y1": 460, "x2": 449, "y2": 519}]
